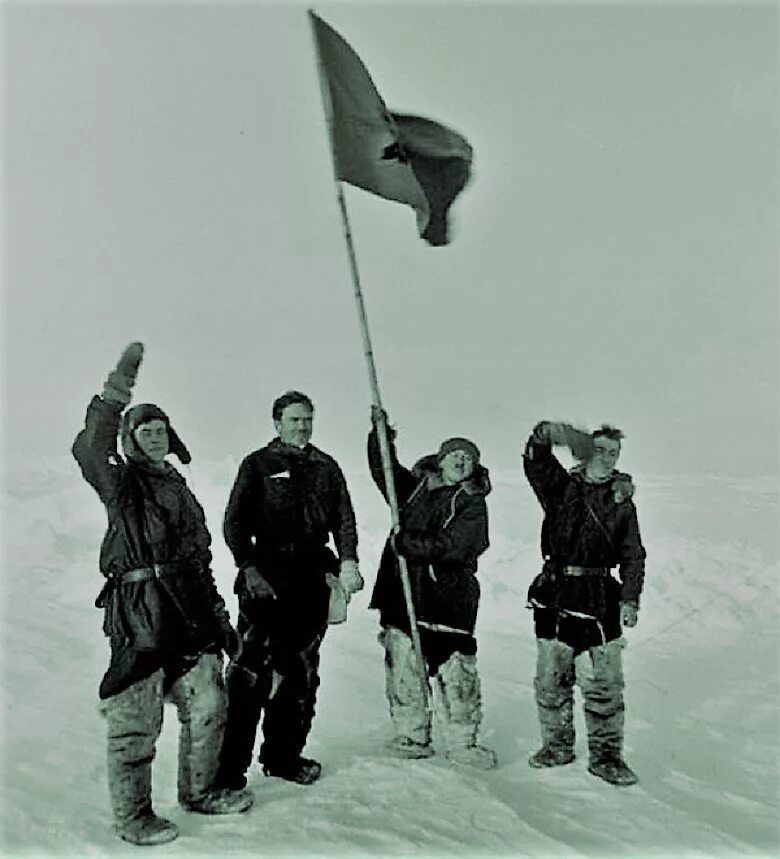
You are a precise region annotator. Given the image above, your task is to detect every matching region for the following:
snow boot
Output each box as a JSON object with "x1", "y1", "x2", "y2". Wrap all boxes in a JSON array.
[
  {"x1": 446, "y1": 743, "x2": 498, "y2": 770},
  {"x1": 186, "y1": 786, "x2": 254, "y2": 814},
  {"x1": 380, "y1": 627, "x2": 432, "y2": 748},
  {"x1": 386, "y1": 736, "x2": 434, "y2": 760},
  {"x1": 263, "y1": 756, "x2": 322, "y2": 785},
  {"x1": 114, "y1": 814, "x2": 179, "y2": 846},
  {"x1": 528, "y1": 745, "x2": 575, "y2": 769},
  {"x1": 588, "y1": 756, "x2": 638, "y2": 786},
  {"x1": 101, "y1": 671, "x2": 167, "y2": 844},
  {"x1": 435, "y1": 652, "x2": 498, "y2": 771},
  {"x1": 581, "y1": 640, "x2": 631, "y2": 783},
  {"x1": 533, "y1": 639, "x2": 576, "y2": 765}
]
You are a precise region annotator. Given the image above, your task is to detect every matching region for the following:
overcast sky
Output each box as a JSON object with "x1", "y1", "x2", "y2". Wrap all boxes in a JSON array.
[{"x1": 3, "y1": 1, "x2": 777, "y2": 481}]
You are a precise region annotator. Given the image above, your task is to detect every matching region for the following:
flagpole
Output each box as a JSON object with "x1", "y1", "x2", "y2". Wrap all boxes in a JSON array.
[{"x1": 308, "y1": 10, "x2": 430, "y2": 701}]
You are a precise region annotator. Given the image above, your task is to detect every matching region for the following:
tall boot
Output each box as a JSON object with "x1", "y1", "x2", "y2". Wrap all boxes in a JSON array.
[
  {"x1": 101, "y1": 670, "x2": 178, "y2": 846},
  {"x1": 260, "y1": 632, "x2": 325, "y2": 784},
  {"x1": 435, "y1": 651, "x2": 497, "y2": 770},
  {"x1": 379, "y1": 627, "x2": 433, "y2": 758},
  {"x1": 530, "y1": 638, "x2": 576, "y2": 768},
  {"x1": 168, "y1": 653, "x2": 253, "y2": 814},
  {"x1": 582, "y1": 639, "x2": 637, "y2": 786},
  {"x1": 213, "y1": 636, "x2": 270, "y2": 791}
]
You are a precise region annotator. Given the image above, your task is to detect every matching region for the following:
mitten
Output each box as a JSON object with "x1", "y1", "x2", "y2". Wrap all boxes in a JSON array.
[
  {"x1": 613, "y1": 475, "x2": 635, "y2": 504},
  {"x1": 339, "y1": 559, "x2": 364, "y2": 599},
  {"x1": 370, "y1": 405, "x2": 397, "y2": 441},
  {"x1": 102, "y1": 342, "x2": 144, "y2": 406},
  {"x1": 393, "y1": 528, "x2": 444, "y2": 561},
  {"x1": 215, "y1": 606, "x2": 243, "y2": 661},
  {"x1": 561, "y1": 425, "x2": 594, "y2": 462},
  {"x1": 621, "y1": 601, "x2": 639, "y2": 628}
]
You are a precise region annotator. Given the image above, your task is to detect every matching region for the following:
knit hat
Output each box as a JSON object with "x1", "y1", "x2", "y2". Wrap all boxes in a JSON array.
[
  {"x1": 120, "y1": 403, "x2": 192, "y2": 465},
  {"x1": 436, "y1": 437, "x2": 480, "y2": 465}
]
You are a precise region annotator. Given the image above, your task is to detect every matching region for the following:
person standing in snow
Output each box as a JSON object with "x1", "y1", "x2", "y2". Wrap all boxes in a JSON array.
[
  {"x1": 213, "y1": 391, "x2": 362, "y2": 789},
  {"x1": 71, "y1": 343, "x2": 253, "y2": 847},
  {"x1": 367, "y1": 407, "x2": 497, "y2": 769},
  {"x1": 523, "y1": 421, "x2": 646, "y2": 786}
]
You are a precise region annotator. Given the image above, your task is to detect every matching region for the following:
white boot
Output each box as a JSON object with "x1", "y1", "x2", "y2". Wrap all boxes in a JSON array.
[
  {"x1": 435, "y1": 652, "x2": 497, "y2": 771},
  {"x1": 167, "y1": 654, "x2": 229, "y2": 810},
  {"x1": 101, "y1": 671, "x2": 179, "y2": 844},
  {"x1": 380, "y1": 627, "x2": 433, "y2": 752}
]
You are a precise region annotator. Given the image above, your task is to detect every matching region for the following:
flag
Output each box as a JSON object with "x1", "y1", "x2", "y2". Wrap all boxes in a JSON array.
[{"x1": 309, "y1": 10, "x2": 473, "y2": 247}]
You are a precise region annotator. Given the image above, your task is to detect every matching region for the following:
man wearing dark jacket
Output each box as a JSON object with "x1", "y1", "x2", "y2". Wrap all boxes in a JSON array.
[
  {"x1": 523, "y1": 421, "x2": 646, "y2": 786},
  {"x1": 72, "y1": 343, "x2": 252, "y2": 847},
  {"x1": 368, "y1": 408, "x2": 497, "y2": 769},
  {"x1": 214, "y1": 391, "x2": 361, "y2": 788}
]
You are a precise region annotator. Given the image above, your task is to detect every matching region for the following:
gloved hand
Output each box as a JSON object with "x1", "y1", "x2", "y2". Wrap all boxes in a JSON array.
[
  {"x1": 613, "y1": 475, "x2": 635, "y2": 504},
  {"x1": 621, "y1": 601, "x2": 639, "y2": 628},
  {"x1": 370, "y1": 405, "x2": 397, "y2": 441},
  {"x1": 102, "y1": 342, "x2": 144, "y2": 407},
  {"x1": 241, "y1": 565, "x2": 277, "y2": 601},
  {"x1": 532, "y1": 421, "x2": 561, "y2": 445},
  {"x1": 392, "y1": 527, "x2": 444, "y2": 561},
  {"x1": 339, "y1": 559, "x2": 364, "y2": 599},
  {"x1": 215, "y1": 606, "x2": 243, "y2": 661},
  {"x1": 532, "y1": 421, "x2": 593, "y2": 461}
]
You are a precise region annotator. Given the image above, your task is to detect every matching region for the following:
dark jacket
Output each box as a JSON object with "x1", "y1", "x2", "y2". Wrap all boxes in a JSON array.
[
  {"x1": 367, "y1": 428, "x2": 490, "y2": 638},
  {"x1": 223, "y1": 438, "x2": 357, "y2": 644},
  {"x1": 72, "y1": 396, "x2": 227, "y2": 661},
  {"x1": 523, "y1": 426, "x2": 646, "y2": 640}
]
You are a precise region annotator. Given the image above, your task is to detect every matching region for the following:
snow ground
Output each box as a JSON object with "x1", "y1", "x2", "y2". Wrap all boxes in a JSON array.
[{"x1": 1, "y1": 458, "x2": 778, "y2": 857}]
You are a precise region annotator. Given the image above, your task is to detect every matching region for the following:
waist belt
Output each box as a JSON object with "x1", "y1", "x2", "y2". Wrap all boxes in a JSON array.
[
  {"x1": 117, "y1": 564, "x2": 179, "y2": 583},
  {"x1": 561, "y1": 565, "x2": 609, "y2": 577}
]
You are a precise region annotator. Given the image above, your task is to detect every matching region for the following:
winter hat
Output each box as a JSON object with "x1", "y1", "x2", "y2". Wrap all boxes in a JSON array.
[
  {"x1": 120, "y1": 403, "x2": 192, "y2": 465},
  {"x1": 436, "y1": 437, "x2": 480, "y2": 465}
]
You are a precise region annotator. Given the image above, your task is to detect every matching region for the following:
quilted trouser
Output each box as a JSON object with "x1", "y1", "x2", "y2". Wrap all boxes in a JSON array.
[
  {"x1": 101, "y1": 653, "x2": 226, "y2": 824},
  {"x1": 166, "y1": 654, "x2": 227, "y2": 806},
  {"x1": 580, "y1": 638, "x2": 625, "y2": 763},
  {"x1": 380, "y1": 626, "x2": 431, "y2": 746},
  {"x1": 533, "y1": 638, "x2": 576, "y2": 755}
]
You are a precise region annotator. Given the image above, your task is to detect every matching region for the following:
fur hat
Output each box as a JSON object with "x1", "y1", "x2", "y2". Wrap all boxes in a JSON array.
[
  {"x1": 120, "y1": 403, "x2": 191, "y2": 465},
  {"x1": 436, "y1": 437, "x2": 481, "y2": 465}
]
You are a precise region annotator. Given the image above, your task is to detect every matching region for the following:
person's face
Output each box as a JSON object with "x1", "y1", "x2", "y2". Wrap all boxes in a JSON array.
[
  {"x1": 439, "y1": 449, "x2": 476, "y2": 485},
  {"x1": 275, "y1": 403, "x2": 314, "y2": 448},
  {"x1": 585, "y1": 436, "x2": 621, "y2": 481},
  {"x1": 133, "y1": 419, "x2": 169, "y2": 464}
]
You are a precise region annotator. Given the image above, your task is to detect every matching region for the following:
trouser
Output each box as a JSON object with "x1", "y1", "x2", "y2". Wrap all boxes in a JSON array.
[
  {"x1": 534, "y1": 636, "x2": 625, "y2": 762},
  {"x1": 99, "y1": 653, "x2": 226, "y2": 825},
  {"x1": 215, "y1": 627, "x2": 325, "y2": 788},
  {"x1": 380, "y1": 626, "x2": 485, "y2": 752}
]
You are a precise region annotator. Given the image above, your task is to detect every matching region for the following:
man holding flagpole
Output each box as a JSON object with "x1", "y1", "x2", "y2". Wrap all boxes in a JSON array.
[{"x1": 367, "y1": 408, "x2": 497, "y2": 769}]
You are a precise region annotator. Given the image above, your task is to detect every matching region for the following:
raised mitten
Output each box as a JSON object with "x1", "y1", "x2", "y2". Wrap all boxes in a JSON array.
[{"x1": 102, "y1": 342, "x2": 144, "y2": 406}]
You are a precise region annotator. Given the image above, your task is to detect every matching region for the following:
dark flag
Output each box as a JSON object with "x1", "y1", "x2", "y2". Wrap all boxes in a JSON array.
[{"x1": 310, "y1": 10, "x2": 473, "y2": 246}]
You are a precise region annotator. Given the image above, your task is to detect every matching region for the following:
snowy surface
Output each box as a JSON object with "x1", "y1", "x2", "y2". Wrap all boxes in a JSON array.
[{"x1": 1, "y1": 457, "x2": 778, "y2": 857}]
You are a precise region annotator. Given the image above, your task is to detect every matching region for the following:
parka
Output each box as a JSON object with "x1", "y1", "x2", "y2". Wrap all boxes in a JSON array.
[
  {"x1": 367, "y1": 428, "x2": 491, "y2": 641},
  {"x1": 523, "y1": 425, "x2": 646, "y2": 647},
  {"x1": 72, "y1": 396, "x2": 229, "y2": 696}
]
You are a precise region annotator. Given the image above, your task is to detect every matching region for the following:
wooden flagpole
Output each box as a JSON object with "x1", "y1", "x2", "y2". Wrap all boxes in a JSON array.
[{"x1": 308, "y1": 10, "x2": 430, "y2": 703}]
